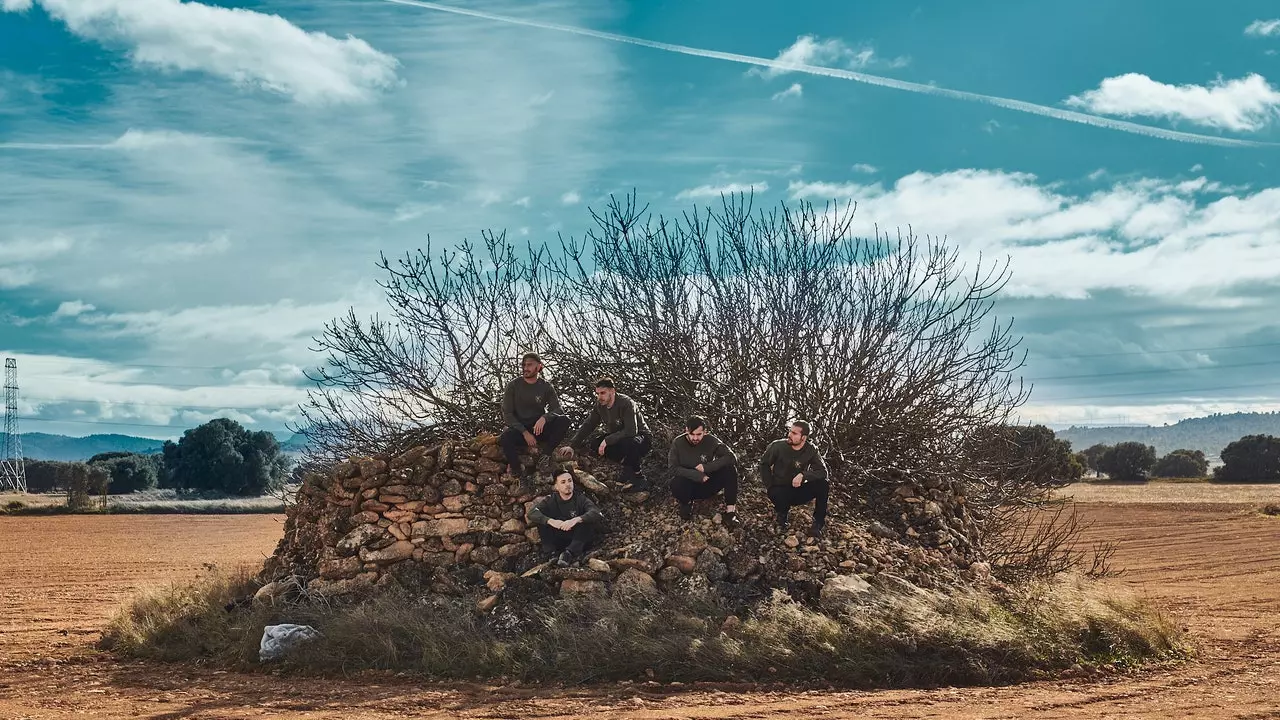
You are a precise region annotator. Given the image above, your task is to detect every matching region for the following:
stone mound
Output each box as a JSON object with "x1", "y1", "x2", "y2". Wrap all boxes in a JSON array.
[{"x1": 259, "y1": 433, "x2": 989, "y2": 611}]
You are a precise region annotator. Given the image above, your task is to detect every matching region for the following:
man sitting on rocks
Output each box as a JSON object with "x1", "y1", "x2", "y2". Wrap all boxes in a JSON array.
[
  {"x1": 758, "y1": 419, "x2": 830, "y2": 537},
  {"x1": 569, "y1": 377, "x2": 653, "y2": 492},
  {"x1": 528, "y1": 469, "x2": 604, "y2": 567},
  {"x1": 668, "y1": 415, "x2": 739, "y2": 528},
  {"x1": 499, "y1": 352, "x2": 571, "y2": 488}
]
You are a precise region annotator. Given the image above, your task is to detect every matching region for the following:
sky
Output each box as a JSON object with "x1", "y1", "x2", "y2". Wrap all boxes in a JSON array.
[{"x1": 2, "y1": 0, "x2": 1280, "y2": 440}]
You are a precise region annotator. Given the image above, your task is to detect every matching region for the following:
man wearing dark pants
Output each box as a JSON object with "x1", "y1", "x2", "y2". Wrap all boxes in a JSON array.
[
  {"x1": 758, "y1": 419, "x2": 830, "y2": 537},
  {"x1": 668, "y1": 416, "x2": 739, "y2": 528},
  {"x1": 528, "y1": 470, "x2": 604, "y2": 567},
  {"x1": 499, "y1": 352, "x2": 570, "y2": 487},
  {"x1": 569, "y1": 377, "x2": 652, "y2": 492}
]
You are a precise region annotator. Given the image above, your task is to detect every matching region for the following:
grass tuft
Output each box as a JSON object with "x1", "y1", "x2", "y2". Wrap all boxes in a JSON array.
[{"x1": 103, "y1": 570, "x2": 1188, "y2": 687}]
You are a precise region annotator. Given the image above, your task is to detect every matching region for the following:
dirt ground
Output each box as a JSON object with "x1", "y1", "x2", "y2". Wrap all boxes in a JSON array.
[{"x1": 1, "y1": 497, "x2": 1278, "y2": 719}]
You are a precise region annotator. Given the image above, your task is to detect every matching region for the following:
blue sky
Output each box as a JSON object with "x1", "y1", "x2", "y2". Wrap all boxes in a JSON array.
[{"x1": 2, "y1": 0, "x2": 1280, "y2": 440}]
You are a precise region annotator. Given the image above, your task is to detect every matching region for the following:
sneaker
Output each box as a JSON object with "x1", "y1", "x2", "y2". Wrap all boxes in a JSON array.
[
  {"x1": 518, "y1": 471, "x2": 535, "y2": 491},
  {"x1": 677, "y1": 502, "x2": 693, "y2": 521},
  {"x1": 556, "y1": 550, "x2": 574, "y2": 568},
  {"x1": 809, "y1": 520, "x2": 825, "y2": 538},
  {"x1": 775, "y1": 510, "x2": 789, "y2": 530},
  {"x1": 722, "y1": 511, "x2": 739, "y2": 530}
]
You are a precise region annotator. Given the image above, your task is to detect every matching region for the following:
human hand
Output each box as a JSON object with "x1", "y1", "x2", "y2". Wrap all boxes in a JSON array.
[
  {"x1": 597, "y1": 440, "x2": 607, "y2": 456},
  {"x1": 533, "y1": 416, "x2": 546, "y2": 436},
  {"x1": 792, "y1": 474, "x2": 804, "y2": 488},
  {"x1": 695, "y1": 463, "x2": 705, "y2": 473},
  {"x1": 523, "y1": 431, "x2": 537, "y2": 448},
  {"x1": 700, "y1": 475, "x2": 710, "y2": 483},
  {"x1": 548, "y1": 519, "x2": 565, "y2": 531},
  {"x1": 563, "y1": 516, "x2": 582, "y2": 530}
]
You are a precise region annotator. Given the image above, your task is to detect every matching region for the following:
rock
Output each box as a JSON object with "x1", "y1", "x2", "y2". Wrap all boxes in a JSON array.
[
  {"x1": 675, "y1": 529, "x2": 708, "y2": 558},
  {"x1": 333, "y1": 460, "x2": 360, "y2": 479},
  {"x1": 413, "y1": 518, "x2": 469, "y2": 538},
  {"x1": 721, "y1": 615, "x2": 741, "y2": 633},
  {"x1": 612, "y1": 568, "x2": 658, "y2": 599},
  {"x1": 383, "y1": 509, "x2": 417, "y2": 523},
  {"x1": 783, "y1": 535, "x2": 800, "y2": 549},
  {"x1": 500, "y1": 518, "x2": 527, "y2": 533},
  {"x1": 966, "y1": 561, "x2": 992, "y2": 580},
  {"x1": 609, "y1": 558, "x2": 657, "y2": 574},
  {"x1": 476, "y1": 595, "x2": 499, "y2": 613},
  {"x1": 387, "y1": 523, "x2": 408, "y2": 541},
  {"x1": 336, "y1": 524, "x2": 385, "y2": 554},
  {"x1": 318, "y1": 555, "x2": 363, "y2": 580},
  {"x1": 379, "y1": 494, "x2": 409, "y2": 504},
  {"x1": 390, "y1": 445, "x2": 429, "y2": 469},
  {"x1": 560, "y1": 579, "x2": 607, "y2": 596},
  {"x1": 573, "y1": 470, "x2": 613, "y2": 497},
  {"x1": 656, "y1": 566, "x2": 683, "y2": 584},
  {"x1": 498, "y1": 542, "x2": 531, "y2": 559},
  {"x1": 586, "y1": 558, "x2": 612, "y2": 573},
  {"x1": 442, "y1": 495, "x2": 471, "y2": 512},
  {"x1": 924, "y1": 501, "x2": 943, "y2": 517},
  {"x1": 486, "y1": 572, "x2": 515, "y2": 592},
  {"x1": 356, "y1": 457, "x2": 388, "y2": 478},
  {"x1": 469, "y1": 546, "x2": 500, "y2": 565},
  {"x1": 664, "y1": 554, "x2": 696, "y2": 573},
  {"x1": 521, "y1": 561, "x2": 553, "y2": 578},
  {"x1": 695, "y1": 548, "x2": 728, "y2": 582},
  {"x1": 455, "y1": 542, "x2": 474, "y2": 563},
  {"x1": 359, "y1": 540, "x2": 415, "y2": 564},
  {"x1": 420, "y1": 551, "x2": 456, "y2": 567},
  {"x1": 819, "y1": 574, "x2": 872, "y2": 610},
  {"x1": 867, "y1": 521, "x2": 898, "y2": 539},
  {"x1": 349, "y1": 511, "x2": 380, "y2": 526}
]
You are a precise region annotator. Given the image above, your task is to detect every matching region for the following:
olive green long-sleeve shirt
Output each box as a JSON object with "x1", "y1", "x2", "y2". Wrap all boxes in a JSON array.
[
  {"x1": 757, "y1": 439, "x2": 828, "y2": 488},
  {"x1": 668, "y1": 433, "x2": 737, "y2": 481},
  {"x1": 501, "y1": 376, "x2": 562, "y2": 432},
  {"x1": 570, "y1": 393, "x2": 650, "y2": 447}
]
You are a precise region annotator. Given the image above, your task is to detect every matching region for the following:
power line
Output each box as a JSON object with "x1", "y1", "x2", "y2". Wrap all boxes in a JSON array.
[
  {"x1": 1031, "y1": 380, "x2": 1280, "y2": 402},
  {"x1": 21, "y1": 396, "x2": 303, "y2": 412},
  {"x1": 16, "y1": 416, "x2": 192, "y2": 431},
  {"x1": 25, "y1": 375, "x2": 318, "y2": 391},
  {"x1": 1039, "y1": 340, "x2": 1280, "y2": 360}
]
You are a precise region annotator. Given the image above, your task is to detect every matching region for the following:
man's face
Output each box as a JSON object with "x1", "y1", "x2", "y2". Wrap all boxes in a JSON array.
[
  {"x1": 554, "y1": 473, "x2": 574, "y2": 499},
  {"x1": 594, "y1": 387, "x2": 615, "y2": 405},
  {"x1": 787, "y1": 425, "x2": 805, "y2": 447},
  {"x1": 522, "y1": 358, "x2": 541, "y2": 379},
  {"x1": 687, "y1": 427, "x2": 706, "y2": 445}
]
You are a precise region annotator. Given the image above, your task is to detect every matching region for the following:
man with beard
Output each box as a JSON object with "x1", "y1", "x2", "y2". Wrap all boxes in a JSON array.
[
  {"x1": 569, "y1": 377, "x2": 652, "y2": 491},
  {"x1": 499, "y1": 353, "x2": 570, "y2": 487},
  {"x1": 668, "y1": 416, "x2": 739, "y2": 528},
  {"x1": 527, "y1": 469, "x2": 604, "y2": 567},
  {"x1": 757, "y1": 419, "x2": 830, "y2": 537}
]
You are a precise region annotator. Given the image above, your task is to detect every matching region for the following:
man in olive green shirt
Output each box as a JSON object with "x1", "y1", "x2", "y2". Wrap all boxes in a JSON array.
[
  {"x1": 569, "y1": 377, "x2": 652, "y2": 492},
  {"x1": 668, "y1": 416, "x2": 739, "y2": 528},
  {"x1": 757, "y1": 419, "x2": 829, "y2": 537},
  {"x1": 499, "y1": 352, "x2": 570, "y2": 487}
]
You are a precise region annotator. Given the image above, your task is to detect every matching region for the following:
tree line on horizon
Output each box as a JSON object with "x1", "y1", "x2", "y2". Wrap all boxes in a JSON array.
[
  {"x1": 21, "y1": 417, "x2": 291, "y2": 500},
  {"x1": 1074, "y1": 433, "x2": 1280, "y2": 483}
]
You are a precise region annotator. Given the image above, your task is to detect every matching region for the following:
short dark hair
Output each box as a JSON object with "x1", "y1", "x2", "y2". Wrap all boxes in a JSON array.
[
  {"x1": 594, "y1": 377, "x2": 615, "y2": 389},
  {"x1": 553, "y1": 469, "x2": 574, "y2": 482},
  {"x1": 791, "y1": 419, "x2": 812, "y2": 437},
  {"x1": 685, "y1": 416, "x2": 706, "y2": 432},
  {"x1": 521, "y1": 352, "x2": 542, "y2": 364}
]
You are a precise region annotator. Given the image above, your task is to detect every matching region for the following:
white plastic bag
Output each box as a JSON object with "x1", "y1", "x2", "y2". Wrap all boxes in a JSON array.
[{"x1": 258, "y1": 623, "x2": 321, "y2": 662}]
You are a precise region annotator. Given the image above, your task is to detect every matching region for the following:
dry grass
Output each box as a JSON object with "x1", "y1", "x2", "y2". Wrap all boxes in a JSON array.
[
  {"x1": 102, "y1": 570, "x2": 1186, "y2": 688},
  {"x1": 1058, "y1": 482, "x2": 1280, "y2": 505},
  {"x1": 0, "y1": 489, "x2": 287, "y2": 515}
]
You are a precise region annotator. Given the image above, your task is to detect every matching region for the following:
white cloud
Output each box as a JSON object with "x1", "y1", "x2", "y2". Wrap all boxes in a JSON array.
[
  {"x1": 1245, "y1": 19, "x2": 1280, "y2": 37},
  {"x1": 3, "y1": 0, "x2": 400, "y2": 105},
  {"x1": 0, "y1": 235, "x2": 74, "y2": 263},
  {"x1": 1, "y1": 0, "x2": 33, "y2": 11},
  {"x1": 771, "y1": 83, "x2": 803, "y2": 101},
  {"x1": 748, "y1": 35, "x2": 908, "y2": 80},
  {"x1": 1064, "y1": 73, "x2": 1280, "y2": 132},
  {"x1": 787, "y1": 168, "x2": 1280, "y2": 300},
  {"x1": 52, "y1": 300, "x2": 95, "y2": 319},
  {"x1": 560, "y1": 190, "x2": 581, "y2": 205},
  {"x1": 851, "y1": 163, "x2": 878, "y2": 174},
  {"x1": 391, "y1": 202, "x2": 443, "y2": 223},
  {"x1": 0, "y1": 266, "x2": 36, "y2": 288},
  {"x1": 162, "y1": 233, "x2": 231, "y2": 260},
  {"x1": 674, "y1": 182, "x2": 770, "y2": 201},
  {"x1": 513, "y1": 196, "x2": 532, "y2": 208}
]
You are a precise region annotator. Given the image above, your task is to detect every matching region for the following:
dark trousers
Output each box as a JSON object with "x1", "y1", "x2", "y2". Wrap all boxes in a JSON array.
[
  {"x1": 540, "y1": 522, "x2": 597, "y2": 555},
  {"x1": 671, "y1": 465, "x2": 739, "y2": 506},
  {"x1": 584, "y1": 433, "x2": 651, "y2": 471},
  {"x1": 500, "y1": 414, "x2": 570, "y2": 473},
  {"x1": 768, "y1": 478, "x2": 829, "y2": 526}
]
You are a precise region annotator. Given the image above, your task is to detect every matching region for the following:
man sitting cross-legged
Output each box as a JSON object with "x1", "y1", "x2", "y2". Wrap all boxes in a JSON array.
[
  {"x1": 527, "y1": 469, "x2": 604, "y2": 567},
  {"x1": 757, "y1": 419, "x2": 830, "y2": 537},
  {"x1": 668, "y1": 415, "x2": 740, "y2": 529},
  {"x1": 499, "y1": 352, "x2": 571, "y2": 488},
  {"x1": 568, "y1": 377, "x2": 653, "y2": 492}
]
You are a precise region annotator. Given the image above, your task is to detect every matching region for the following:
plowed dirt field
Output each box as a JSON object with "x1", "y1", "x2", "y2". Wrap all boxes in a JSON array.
[{"x1": 1, "y1": 495, "x2": 1278, "y2": 719}]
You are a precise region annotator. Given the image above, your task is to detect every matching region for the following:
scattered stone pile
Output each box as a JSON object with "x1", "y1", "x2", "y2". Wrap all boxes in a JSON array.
[{"x1": 259, "y1": 433, "x2": 990, "y2": 611}]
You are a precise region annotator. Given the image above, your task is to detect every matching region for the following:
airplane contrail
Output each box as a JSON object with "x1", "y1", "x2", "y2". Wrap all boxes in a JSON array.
[{"x1": 383, "y1": 0, "x2": 1277, "y2": 149}]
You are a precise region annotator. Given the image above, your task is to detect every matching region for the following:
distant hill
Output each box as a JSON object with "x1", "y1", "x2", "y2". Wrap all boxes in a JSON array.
[
  {"x1": 18, "y1": 433, "x2": 166, "y2": 461},
  {"x1": 1058, "y1": 412, "x2": 1280, "y2": 460}
]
